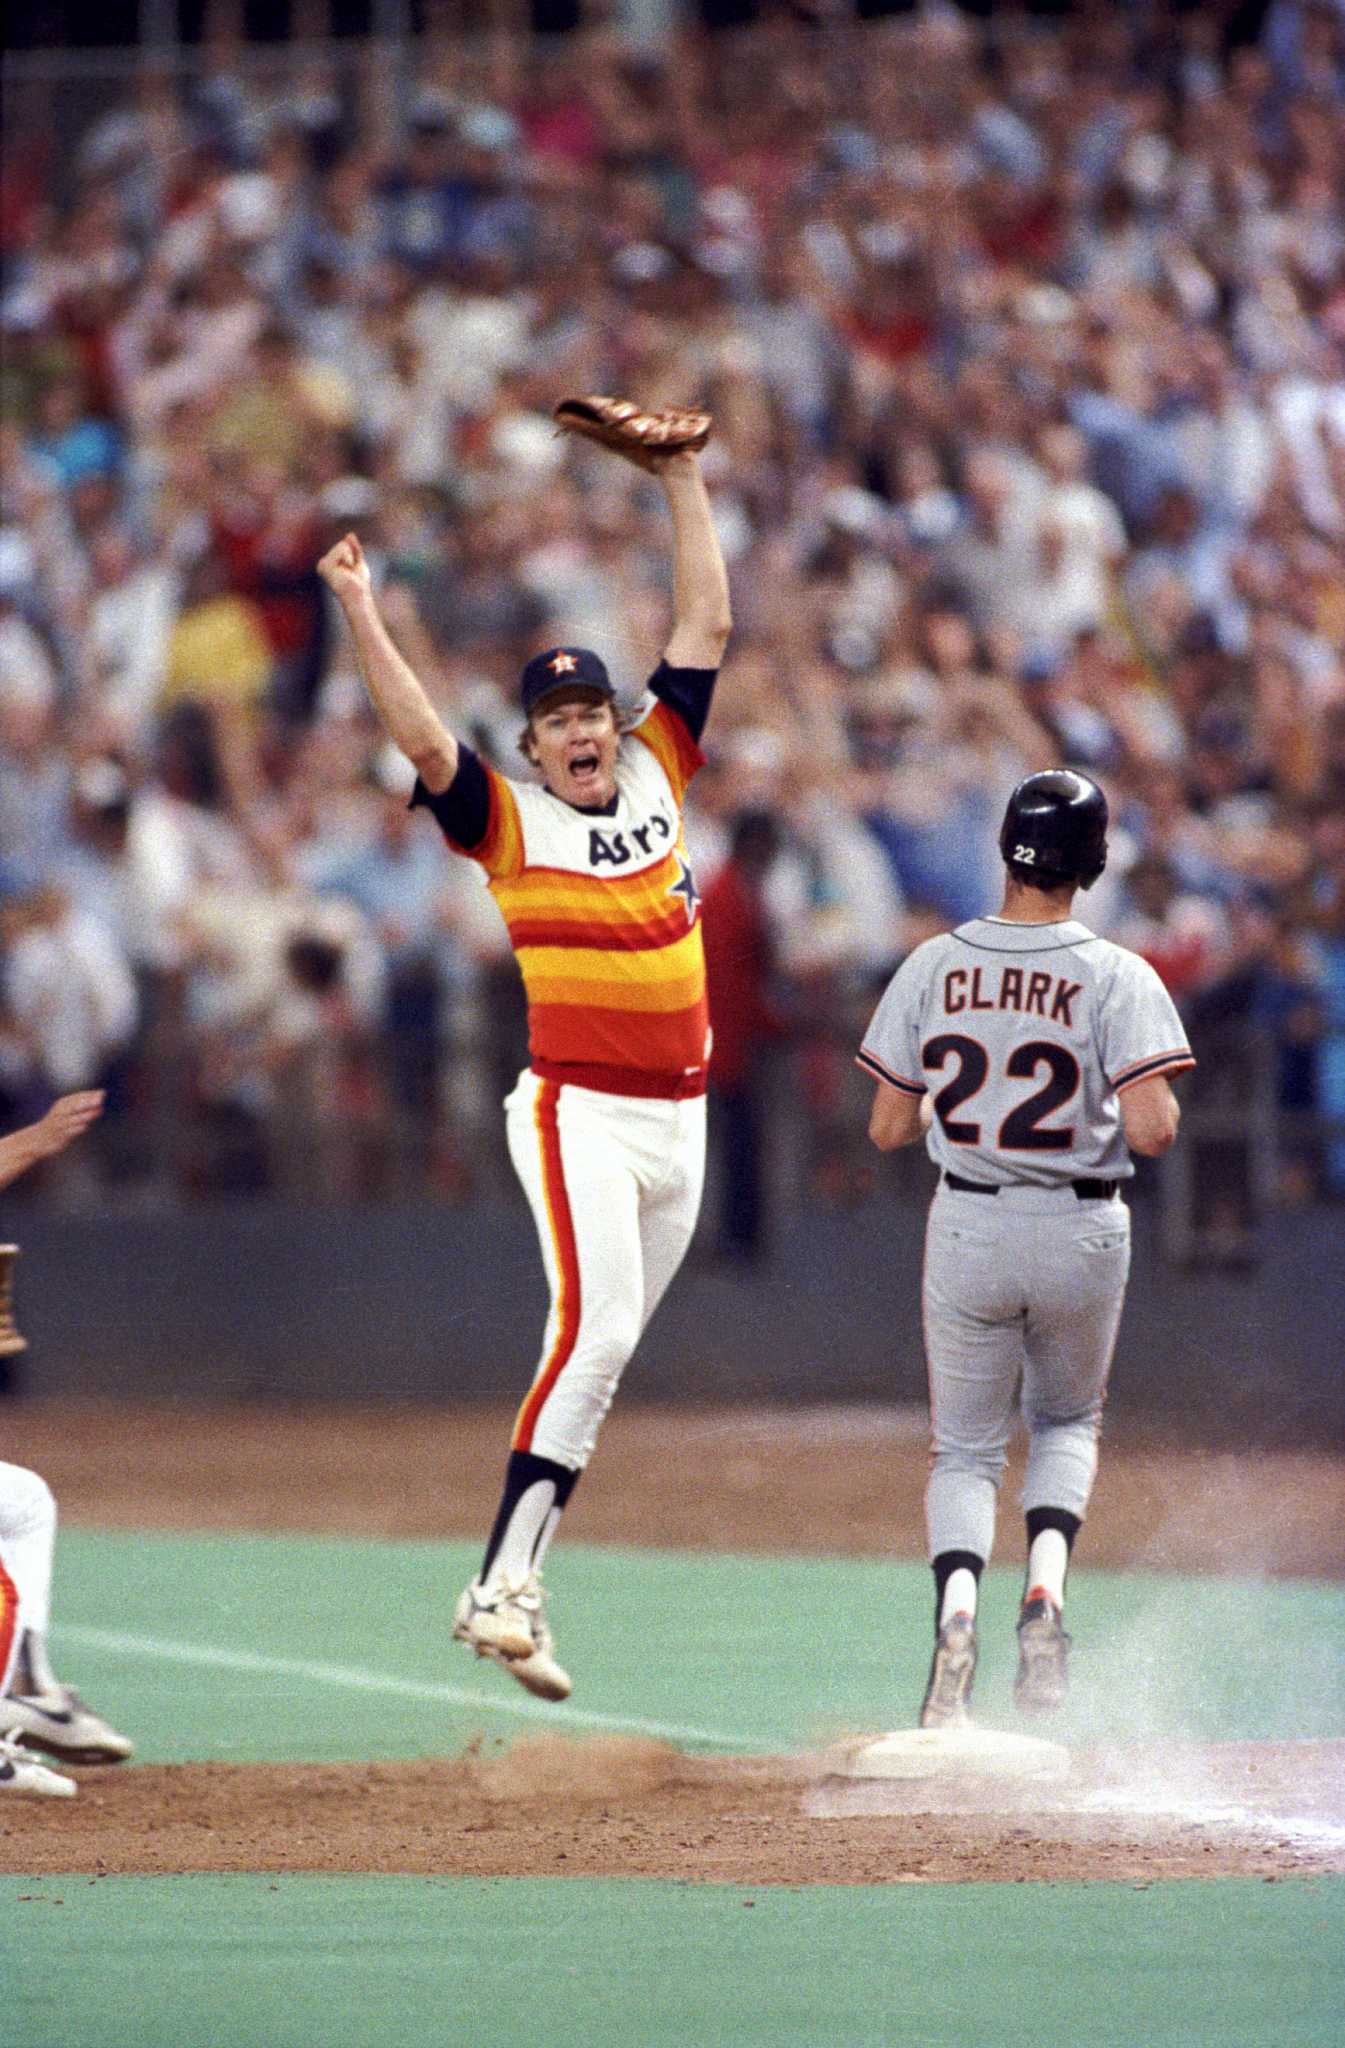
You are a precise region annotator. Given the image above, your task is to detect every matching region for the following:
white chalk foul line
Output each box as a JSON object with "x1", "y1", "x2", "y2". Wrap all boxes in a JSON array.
[{"x1": 58, "y1": 1625, "x2": 745, "y2": 1751}]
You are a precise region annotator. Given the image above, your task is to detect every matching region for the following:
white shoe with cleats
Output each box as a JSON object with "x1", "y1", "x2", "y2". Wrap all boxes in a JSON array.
[
  {"x1": 453, "y1": 1574, "x2": 572, "y2": 1702},
  {"x1": 919, "y1": 1613, "x2": 978, "y2": 1730},
  {"x1": 0, "y1": 1726, "x2": 76, "y2": 1798},
  {"x1": 1014, "y1": 1595, "x2": 1071, "y2": 1715},
  {"x1": 1, "y1": 1685, "x2": 135, "y2": 1764}
]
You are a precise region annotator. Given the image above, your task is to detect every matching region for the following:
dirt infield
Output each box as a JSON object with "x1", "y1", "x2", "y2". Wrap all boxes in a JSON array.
[
  {"x1": 2, "y1": 1400, "x2": 1342, "y2": 1886},
  {"x1": 8, "y1": 1740, "x2": 1345, "y2": 1887}
]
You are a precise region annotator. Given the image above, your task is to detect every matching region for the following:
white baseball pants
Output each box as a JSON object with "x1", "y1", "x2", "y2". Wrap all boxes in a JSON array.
[
  {"x1": 0, "y1": 1462, "x2": 57, "y2": 1696},
  {"x1": 504, "y1": 1070, "x2": 706, "y2": 1470}
]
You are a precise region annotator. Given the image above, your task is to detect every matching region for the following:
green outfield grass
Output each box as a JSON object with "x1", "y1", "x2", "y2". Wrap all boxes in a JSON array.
[
  {"x1": 39, "y1": 1528, "x2": 1345, "y2": 1760},
  {"x1": 11, "y1": 1873, "x2": 1344, "y2": 2048}
]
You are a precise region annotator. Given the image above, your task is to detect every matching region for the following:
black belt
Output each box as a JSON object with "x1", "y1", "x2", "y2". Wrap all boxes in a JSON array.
[{"x1": 943, "y1": 1171, "x2": 1120, "y2": 1201}]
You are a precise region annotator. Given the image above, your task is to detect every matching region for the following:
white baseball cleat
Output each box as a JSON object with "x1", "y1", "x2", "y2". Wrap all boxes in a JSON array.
[
  {"x1": 918, "y1": 1613, "x2": 978, "y2": 1729},
  {"x1": 0, "y1": 1726, "x2": 77, "y2": 1798},
  {"x1": 1, "y1": 1685, "x2": 135, "y2": 1765},
  {"x1": 1014, "y1": 1595, "x2": 1071, "y2": 1715},
  {"x1": 453, "y1": 1573, "x2": 573, "y2": 1702}
]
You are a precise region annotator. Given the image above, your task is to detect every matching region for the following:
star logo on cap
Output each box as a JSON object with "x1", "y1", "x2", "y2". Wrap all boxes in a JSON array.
[
  {"x1": 668, "y1": 852, "x2": 700, "y2": 926},
  {"x1": 547, "y1": 652, "x2": 578, "y2": 675}
]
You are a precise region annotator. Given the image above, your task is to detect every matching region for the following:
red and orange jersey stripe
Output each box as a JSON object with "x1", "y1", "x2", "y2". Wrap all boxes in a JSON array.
[
  {"x1": 495, "y1": 850, "x2": 693, "y2": 944},
  {"x1": 520, "y1": 975, "x2": 708, "y2": 1070},
  {"x1": 475, "y1": 772, "x2": 526, "y2": 879},
  {"x1": 506, "y1": 907, "x2": 691, "y2": 951},
  {"x1": 493, "y1": 847, "x2": 708, "y2": 1074},
  {"x1": 521, "y1": 923, "x2": 703, "y2": 1005},
  {"x1": 630, "y1": 700, "x2": 703, "y2": 800},
  {"x1": 466, "y1": 734, "x2": 710, "y2": 1077},
  {"x1": 495, "y1": 848, "x2": 687, "y2": 902},
  {"x1": 525, "y1": 1002, "x2": 708, "y2": 1071},
  {"x1": 512, "y1": 1079, "x2": 581, "y2": 1453}
]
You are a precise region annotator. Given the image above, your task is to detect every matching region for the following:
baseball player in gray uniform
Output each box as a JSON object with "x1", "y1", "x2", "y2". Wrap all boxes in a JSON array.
[{"x1": 857, "y1": 771, "x2": 1194, "y2": 1728}]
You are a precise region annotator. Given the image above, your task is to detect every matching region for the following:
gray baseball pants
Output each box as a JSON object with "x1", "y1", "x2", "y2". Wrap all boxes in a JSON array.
[{"x1": 921, "y1": 1180, "x2": 1131, "y2": 1564}]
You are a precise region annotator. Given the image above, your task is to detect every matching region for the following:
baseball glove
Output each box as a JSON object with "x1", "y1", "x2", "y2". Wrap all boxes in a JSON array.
[{"x1": 552, "y1": 395, "x2": 713, "y2": 470}]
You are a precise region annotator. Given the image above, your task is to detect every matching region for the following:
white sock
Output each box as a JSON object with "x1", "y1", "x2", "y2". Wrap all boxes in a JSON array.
[
  {"x1": 531, "y1": 1506, "x2": 562, "y2": 1576},
  {"x1": 481, "y1": 1481, "x2": 557, "y2": 1594},
  {"x1": 939, "y1": 1568, "x2": 979, "y2": 1628},
  {"x1": 1025, "y1": 1530, "x2": 1069, "y2": 1609}
]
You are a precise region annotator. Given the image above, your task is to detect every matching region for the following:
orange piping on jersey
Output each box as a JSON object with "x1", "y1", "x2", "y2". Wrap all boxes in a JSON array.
[
  {"x1": 0, "y1": 1557, "x2": 18, "y2": 1687},
  {"x1": 512, "y1": 1080, "x2": 581, "y2": 1454},
  {"x1": 855, "y1": 1048, "x2": 927, "y2": 1096},
  {"x1": 1111, "y1": 1049, "x2": 1196, "y2": 1091}
]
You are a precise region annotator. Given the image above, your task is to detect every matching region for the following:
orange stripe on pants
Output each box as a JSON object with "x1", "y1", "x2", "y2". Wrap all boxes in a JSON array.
[
  {"x1": 0, "y1": 1559, "x2": 19, "y2": 1696},
  {"x1": 512, "y1": 1081, "x2": 582, "y2": 1453}
]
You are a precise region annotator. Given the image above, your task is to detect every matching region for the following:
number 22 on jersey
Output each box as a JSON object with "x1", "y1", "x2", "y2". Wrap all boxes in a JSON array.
[{"x1": 923, "y1": 1034, "x2": 1081, "y2": 1152}]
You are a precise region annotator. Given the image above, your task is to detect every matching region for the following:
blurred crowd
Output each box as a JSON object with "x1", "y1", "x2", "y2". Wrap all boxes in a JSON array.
[{"x1": 1, "y1": 0, "x2": 1343, "y2": 1238}]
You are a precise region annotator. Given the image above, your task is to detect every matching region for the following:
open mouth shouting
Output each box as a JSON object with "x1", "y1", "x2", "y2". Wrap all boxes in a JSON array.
[
  {"x1": 530, "y1": 692, "x2": 620, "y2": 807},
  {"x1": 567, "y1": 749, "x2": 602, "y2": 791}
]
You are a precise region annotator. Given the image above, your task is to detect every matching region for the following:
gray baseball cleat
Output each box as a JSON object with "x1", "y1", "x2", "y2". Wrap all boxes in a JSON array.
[
  {"x1": 1014, "y1": 1595, "x2": 1071, "y2": 1715},
  {"x1": 0, "y1": 1726, "x2": 76, "y2": 1797},
  {"x1": 1, "y1": 1685, "x2": 135, "y2": 1765},
  {"x1": 919, "y1": 1613, "x2": 978, "y2": 1729},
  {"x1": 453, "y1": 1573, "x2": 572, "y2": 1702}
]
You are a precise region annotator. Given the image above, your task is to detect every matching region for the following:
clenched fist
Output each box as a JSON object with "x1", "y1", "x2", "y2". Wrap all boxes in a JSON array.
[{"x1": 317, "y1": 532, "x2": 374, "y2": 608}]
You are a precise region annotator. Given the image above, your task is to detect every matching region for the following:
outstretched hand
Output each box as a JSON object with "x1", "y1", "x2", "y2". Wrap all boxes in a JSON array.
[
  {"x1": 317, "y1": 532, "x2": 374, "y2": 608},
  {"x1": 36, "y1": 1091, "x2": 105, "y2": 1159}
]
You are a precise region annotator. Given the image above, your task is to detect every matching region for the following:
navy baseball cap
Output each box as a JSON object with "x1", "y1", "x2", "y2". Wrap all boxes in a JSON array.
[{"x1": 520, "y1": 647, "x2": 615, "y2": 716}]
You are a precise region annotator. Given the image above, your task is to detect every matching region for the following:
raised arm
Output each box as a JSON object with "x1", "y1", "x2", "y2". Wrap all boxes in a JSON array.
[
  {"x1": 317, "y1": 534, "x2": 458, "y2": 794},
  {"x1": 0, "y1": 1091, "x2": 104, "y2": 1193},
  {"x1": 659, "y1": 454, "x2": 732, "y2": 671}
]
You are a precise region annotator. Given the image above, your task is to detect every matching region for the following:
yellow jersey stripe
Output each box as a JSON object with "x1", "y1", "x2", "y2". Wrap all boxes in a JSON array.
[
  {"x1": 522, "y1": 968, "x2": 706, "y2": 1013},
  {"x1": 519, "y1": 925, "x2": 702, "y2": 980}
]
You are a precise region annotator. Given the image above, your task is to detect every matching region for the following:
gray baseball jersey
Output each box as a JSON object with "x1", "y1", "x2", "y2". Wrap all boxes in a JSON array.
[
  {"x1": 860, "y1": 915, "x2": 1195, "y2": 1576},
  {"x1": 858, "y1": 917, "x2": 1195, "y2": 1187}
]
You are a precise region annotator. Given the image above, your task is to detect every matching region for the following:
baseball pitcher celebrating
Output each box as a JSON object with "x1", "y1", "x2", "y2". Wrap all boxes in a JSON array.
[
  {"x1": 858, "y1": 771, "x2": 1194, "y2": 1728},
  {"x1": 318, "y1": 400, "x2": 729, "y2": 1701}
]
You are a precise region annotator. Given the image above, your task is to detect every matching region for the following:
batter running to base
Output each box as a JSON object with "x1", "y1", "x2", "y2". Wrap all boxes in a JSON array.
[
  {"x1": 858, "y1": 771, "x2": 1194, "y2": 1728},
  {"x1": 318, "y1": 429, "x2": 729, "y2": 1702}
]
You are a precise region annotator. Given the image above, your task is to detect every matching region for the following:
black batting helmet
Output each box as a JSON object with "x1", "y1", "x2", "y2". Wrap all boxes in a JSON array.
[{"x1": 999, "y1": 770, "x2": 1108, "y2": 890}]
